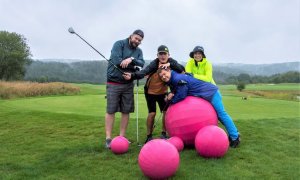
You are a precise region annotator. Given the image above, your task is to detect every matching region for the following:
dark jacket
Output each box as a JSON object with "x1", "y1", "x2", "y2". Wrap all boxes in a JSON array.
[
  {"x1": 132, "y1": 58, "x2": 184, "y2": 80},
  {"x1": 131, "y1": 58, "x2": 185, "y2": 92},
  {"x1": 168, "y1": 71, "x2": 218, "y2": 104},
  {"x1": 107, "y1": 38, "x2": 144, "y2": 83}
]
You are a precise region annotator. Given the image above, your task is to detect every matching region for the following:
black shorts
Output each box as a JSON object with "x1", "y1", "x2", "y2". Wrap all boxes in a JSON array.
[
  {"x1": 106, "y1": 83, "x2": 134, "y2": 114},
  {"x1": 145, "y1": 93, "x2": 168, "y2": 113}
]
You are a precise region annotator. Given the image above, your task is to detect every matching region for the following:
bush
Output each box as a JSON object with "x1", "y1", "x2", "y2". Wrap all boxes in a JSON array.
[
  {"x1": 236, "y1": 82, "x2": 246, "y2": 92},
  {"x1": 0, "y1": 81, "x2": 80, "y2": 99}
]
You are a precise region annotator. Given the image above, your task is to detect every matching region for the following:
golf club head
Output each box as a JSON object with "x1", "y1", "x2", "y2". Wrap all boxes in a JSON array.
[{"x1": 68, "y1": 27, "x2": 75, "y2": 34}]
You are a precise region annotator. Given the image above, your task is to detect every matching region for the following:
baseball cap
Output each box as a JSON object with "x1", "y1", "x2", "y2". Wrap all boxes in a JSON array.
[{"x1": 157, "y1": 45, "x2": 169, "y2": 53}]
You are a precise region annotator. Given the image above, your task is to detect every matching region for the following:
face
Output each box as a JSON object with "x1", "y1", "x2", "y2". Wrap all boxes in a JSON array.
[
  {"x1": 129, "y1": 34, "x2": 143, "y2": 48},
  {"x1": 193, "y1": 51, "x2": 203, "y2": 61},
  {"x1": 158, "y1": 69, "x2": 171, "y2": 82},
  {"x1": 157, "y1": 52, "x2": 169, "y2": 64}
]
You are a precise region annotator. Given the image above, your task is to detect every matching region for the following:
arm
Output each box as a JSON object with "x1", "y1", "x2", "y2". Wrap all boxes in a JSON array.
[
  {"x1": 169, "y1": 59, "x2": 185, "y2": 73},
  {"x1": 110, "y1": 41, "x2": 124, "y2": 66},
  {"x1": 131, "y1": 49, "x2": 144, "y2": 67},
  {"x1": 132, "y1": 60, "x2": 157, "y2": 80},
  {"x1": 185, "y1": 59, "x2": 193, "y2": 74},
  {"x1": 171, "y1": 82, "x2": 189, "y2": 104}
]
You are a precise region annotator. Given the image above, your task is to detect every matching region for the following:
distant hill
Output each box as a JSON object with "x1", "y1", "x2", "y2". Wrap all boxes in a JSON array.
[
  {"x1": 37, "y1": 59, "x2": 299, "y2": 76},
  {"x1": 28, "y1": 59, "x2": 299, "y2": 84},
  {"x1": 212, "y1": 62, "x2": 300, "y2": 76}
]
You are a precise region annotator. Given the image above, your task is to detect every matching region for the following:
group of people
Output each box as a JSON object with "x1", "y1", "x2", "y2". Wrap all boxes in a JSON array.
[{"x1": 104, "y1": 29, "x2": 240, "y2": 150}]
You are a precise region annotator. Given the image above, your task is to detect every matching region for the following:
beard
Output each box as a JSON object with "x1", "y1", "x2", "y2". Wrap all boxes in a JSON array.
[{"x1": 129, "y1": 40, "x2": 139, "y2": 48}]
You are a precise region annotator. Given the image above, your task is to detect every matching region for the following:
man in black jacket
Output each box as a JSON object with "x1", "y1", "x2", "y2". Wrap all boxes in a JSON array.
[
  {"x1": 123, "y1": 45, "x2": 185, "y2": 143},
  {"x1": 105, "y1": 29, "x2": 145, "y2": 149}
]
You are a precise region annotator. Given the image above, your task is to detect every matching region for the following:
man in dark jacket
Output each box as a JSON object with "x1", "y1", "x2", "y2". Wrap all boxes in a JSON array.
[
  {"x1": 157, "y1": 68, "x2": 241, "y2": 148},
  {"x1": 123, "y1": 45, "x2": 185, "y2": 143},
  {"x1": 105, "y1": 29, "x2": 145, "y2": 149}
]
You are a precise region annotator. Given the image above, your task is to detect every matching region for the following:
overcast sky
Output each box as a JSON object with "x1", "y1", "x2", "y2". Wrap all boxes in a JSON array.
[{"x1": 1, "y1": 0, "x2": 299, "y2": 64}]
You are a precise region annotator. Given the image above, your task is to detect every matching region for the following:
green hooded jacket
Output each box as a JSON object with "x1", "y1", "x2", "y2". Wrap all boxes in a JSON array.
[{"x1": 185, "y1": 58, "x2": 216, "y2": 85}]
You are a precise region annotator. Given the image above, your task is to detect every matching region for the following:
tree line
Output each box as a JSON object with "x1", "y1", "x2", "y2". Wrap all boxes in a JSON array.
[
  {"x1": 1, "y1": 31, "x2": 299, "y2": 85},
  {"x1": 24, "y1": 60, "x2": 300, "y2": 85}
]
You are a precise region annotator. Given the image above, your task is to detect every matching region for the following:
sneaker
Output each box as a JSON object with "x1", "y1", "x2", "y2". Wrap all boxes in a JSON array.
[
  {"x1": 229, "y1": 135, "x2": 240, "y2": 148},
  {"x1": 144, "y1": 135, "x2": 153, "y2": 144},
  {"x1": 105, "y1": 138, "x2": 112, "y2": 149},
  {"x1": 160, "y1": 131, "x2": 169, "y2": 139}
]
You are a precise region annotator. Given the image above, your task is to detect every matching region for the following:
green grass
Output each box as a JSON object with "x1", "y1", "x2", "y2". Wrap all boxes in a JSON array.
[
  {"x1": 1, "y1": 83, "x2": 299, "y2": 179},
  {"x1": 220, "y1": 83, "x2": 300, "y2": 91}
]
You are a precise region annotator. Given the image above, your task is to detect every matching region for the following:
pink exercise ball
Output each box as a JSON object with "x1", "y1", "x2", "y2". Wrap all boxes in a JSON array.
[
  {"x1": 195, "y1": 125, "x2": 229, "y2": 158},
  {"x1": 138, "y1": 139, "x2": 180, "y2": 179},
  {"x1": 110, "y1": 136, "x2": 129, "y2": 154},
  {"x1": 167, "y1": 136, "x2": 184, "y2": 152},
  {"x1": 165, "y1": 96, "x2": 218, "y2": 145}
]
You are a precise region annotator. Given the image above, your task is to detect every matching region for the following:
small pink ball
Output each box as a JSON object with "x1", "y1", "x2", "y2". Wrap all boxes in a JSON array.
[
  {"x1": 138, "y1": 139, "x2": 180, "y2": 179},
  {"x1": 195, "y1": 125, "x2": 229, "y2": 158},
  {"x1": 167, "y1": 136, "x2": 184, "y2": 152},
  {"x1": 110, "y1": 136, "x2": 129, "y2": 154}
]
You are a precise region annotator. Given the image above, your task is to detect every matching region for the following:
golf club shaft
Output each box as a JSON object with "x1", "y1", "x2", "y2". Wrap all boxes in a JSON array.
[
  {"x1": 73, "y1": 32, "x2": 124, "y2": 74},
  {"x1": 136, "y1": 80, "x2": 139, "y2": 144},
  {"x1": 153, "y1": 101, "x2": 169, "y2": 130}
]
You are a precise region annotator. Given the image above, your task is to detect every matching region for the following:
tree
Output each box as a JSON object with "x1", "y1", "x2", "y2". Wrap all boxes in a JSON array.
[
  {"x1": 0, "y1": 31, "x2": 32, "y2": 80},
  {"x1": 237, "y1": 73, "x2": 251, "y2": 84},
  {"x1": 236, "y1": 82, "x2": 246, "y2": 92}
]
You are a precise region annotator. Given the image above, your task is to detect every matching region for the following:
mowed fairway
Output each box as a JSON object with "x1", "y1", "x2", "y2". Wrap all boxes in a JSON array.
[{"x1": 1, "y1": 83, "x2": 299, "y2": 179}]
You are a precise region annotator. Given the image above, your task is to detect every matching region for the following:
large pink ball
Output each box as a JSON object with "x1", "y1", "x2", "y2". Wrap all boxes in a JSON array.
[
  {"x1": 110, "y1": 136, "x2": 129, "y2": 154},
  {"x1": 195, "y1": 125, "x2": 229, "y2": 158},
  {"x1": 166, "y1": 96, "x2": 218, "y2": 145},
  {"x1": 167, "y1": 136, "x2": 184, "y2": 152},
  {"x1": 138, "y1": 139, "x2": 180, "y2": 179}
]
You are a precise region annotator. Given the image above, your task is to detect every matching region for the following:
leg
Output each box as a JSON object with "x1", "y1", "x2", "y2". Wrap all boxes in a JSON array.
[
  {"x1": 144, "y1": 93, "x2": 157, "y2": 143},
  {"x1": 146, "y1": 112, "x2": 156, "y2": 135},
  {"x1": 211, "y1": 91, "x2": 239, "y2": 140},
  {"x1": 105, "y1": 83, "x2": 120, "y2": 146},
  {"x1": 120, "y1": 113, "x2": 129, "y2": 137},
  {"x1": 157, "y1": 94, "x2": 169, "y2": 139},
  {"x1": 119, "y1": 83, "x2": 134, "y2": 137},
  {"x1": 105, "y1": 113, "x2": 115, "y2": 139}
]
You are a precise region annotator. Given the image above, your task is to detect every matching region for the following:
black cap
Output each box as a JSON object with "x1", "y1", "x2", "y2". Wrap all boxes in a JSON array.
[
  {"x1": 133, "y1": 29, "x2": 144, "y2": 38},
  {"x1": 189, "y1": 46, "x2": 204, "y2": 58},
  {"x1": 157, "y1": 45, "x2": 169, "y2": 53}
]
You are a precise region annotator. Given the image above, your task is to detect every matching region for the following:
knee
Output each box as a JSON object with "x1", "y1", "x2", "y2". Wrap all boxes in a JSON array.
[{"x1": 148, "y1": 112, "x2": 156, "y2": 118}]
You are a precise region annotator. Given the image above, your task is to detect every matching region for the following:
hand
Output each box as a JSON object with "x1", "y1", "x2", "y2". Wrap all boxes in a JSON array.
[
  {"x1": 120, "y1": 58, "x2": 132, "y2": 68},
  {"x1": 123, "y1": 72, "x2": 132, "y2": 80},
  {"x1": 165, "y1": 93, "x2": 174, "y2": 101},
  {"x1": 159, "y1": 62, "x2": 170, "y2": 69}
]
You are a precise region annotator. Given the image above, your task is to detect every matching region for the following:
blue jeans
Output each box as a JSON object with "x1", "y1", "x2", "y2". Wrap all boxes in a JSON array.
[{"x1": 211, "y1": 90, "x2": 239, "y2": 140}]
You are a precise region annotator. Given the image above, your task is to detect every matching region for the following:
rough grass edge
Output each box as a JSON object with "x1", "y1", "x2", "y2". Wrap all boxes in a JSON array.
[{"x1": 0, "y1": 81, "x2": 80, "y2": 99}]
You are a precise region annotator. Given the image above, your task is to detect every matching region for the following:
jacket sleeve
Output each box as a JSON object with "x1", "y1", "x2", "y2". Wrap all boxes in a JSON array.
[
  {"x1": 170, "y1": 59, "x2": 185, "y2": 73},
  {"x1": 132, "y1": 60, "x2": 157, "y2": 80},
  {"x1": 193, "y1": 62, "x2": 213, "y2": 82},
  {"x1": 132, "y1": 49, "x2": 145, "y2": 68},
  {"x1": 171, "y1": 81, "x2": 188, "y2": 104},
  {"x1": 184, "y1": 59, "x2": 194, "y2": 73},
  {"x1": 110, "y1": 41, "x2": 124, "y2": 66}
]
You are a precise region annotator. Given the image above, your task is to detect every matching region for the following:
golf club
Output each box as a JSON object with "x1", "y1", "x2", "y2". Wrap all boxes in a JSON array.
[
  {"x1": 134, "y1": 66, "x2": 142, "y2": 146},
  {"x1": 152, "y1": 101, "x2": 169, "y2": 131},
  {"x1": 68, "y1": 27, "x2": 124, "y2": 74}
]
